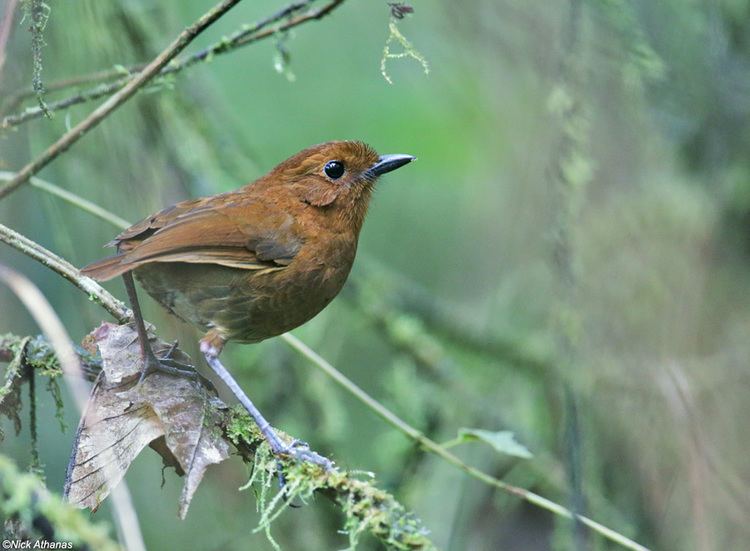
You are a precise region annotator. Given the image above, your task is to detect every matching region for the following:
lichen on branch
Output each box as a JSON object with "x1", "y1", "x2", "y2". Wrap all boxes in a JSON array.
[
  {"x1": 380, "y1": 10, "x2": 429, "y2": 85},
  {"x1": 21, "y1": 0, "x2": 51, "y2": 117}
]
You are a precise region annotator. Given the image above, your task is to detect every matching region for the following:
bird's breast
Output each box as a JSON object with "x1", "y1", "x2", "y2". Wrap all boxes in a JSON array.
[
  {"x1": 135, "y1": 233, "x2": 358, "y2": 344},
  {"x1": 229, "y1": 236, "x2": 357, "y2": 341}
]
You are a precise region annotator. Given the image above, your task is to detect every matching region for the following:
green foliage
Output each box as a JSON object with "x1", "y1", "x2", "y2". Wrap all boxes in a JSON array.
[
  {"x1": 0, "y1": 454, "x2": 118, "y2": 549},
  {"x1": 448, "y1": 428, "x2": 533, "y2": 459}
]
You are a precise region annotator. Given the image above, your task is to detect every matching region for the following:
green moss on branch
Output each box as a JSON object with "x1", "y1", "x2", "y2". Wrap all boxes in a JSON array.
[{"x1": 225, "y1": 407, "x2": 436, "y2": 550}]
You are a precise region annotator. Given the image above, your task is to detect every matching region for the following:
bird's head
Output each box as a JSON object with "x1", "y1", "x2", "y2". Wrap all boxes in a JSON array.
[{"x1": 261, "y1": 140, "x2": 415, "y2": 231}]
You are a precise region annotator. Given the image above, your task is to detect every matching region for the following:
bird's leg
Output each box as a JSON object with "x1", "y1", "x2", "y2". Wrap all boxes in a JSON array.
[
  {"x1": 121, "y1": 271, "x2": 197, "y2": 382},
  {"x1": 200, "y1": 334, "x2": 333, "y2": 471}
]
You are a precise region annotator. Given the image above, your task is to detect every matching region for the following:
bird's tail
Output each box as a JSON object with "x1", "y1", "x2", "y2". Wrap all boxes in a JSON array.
[{"x1": 80, "y1": 255, "x2": 132, "y2": 281}]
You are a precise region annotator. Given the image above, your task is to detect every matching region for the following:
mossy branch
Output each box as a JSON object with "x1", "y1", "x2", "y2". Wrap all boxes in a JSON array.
[
  {"x1": 16, "y1": 0, "x2": 52, "y2": 119},
  {"x1": 1, "y1": 0, "x2": 347, "y2": 127},
  {"x1": 0, "y1": 333, "x2": 436, "y2": 550},
  {"x1": 226, "y1": 408, "x2": 434, "y2": 550}
]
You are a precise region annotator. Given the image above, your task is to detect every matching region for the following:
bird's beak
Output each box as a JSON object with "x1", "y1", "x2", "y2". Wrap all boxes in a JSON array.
[{"x1": 368, "y1": 154, "x2": 416, "y2": 177}]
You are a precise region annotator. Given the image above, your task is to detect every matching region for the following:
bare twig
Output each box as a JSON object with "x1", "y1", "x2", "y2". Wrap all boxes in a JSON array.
[
  {"x1": 4, "y1": 66, "x2": 126, "y2": 107},
  {"x1": 1, "y1": 0, "x2": 347, "y2": 127},
  {"x1": 0, "y1": 222, "x2": 130, "y2": 322},
  {"x1": 0, "y1": 0, "x2": 245, "y2": 201},
  {"x1": 1, "y1": 76, "x2": 130, "y2": 126},
  {"x1": 280, "y1": 334, "x2": 648, "y2": 551}
]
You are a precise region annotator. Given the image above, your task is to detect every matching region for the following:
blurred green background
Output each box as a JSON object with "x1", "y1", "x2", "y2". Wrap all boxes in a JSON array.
[{"x1": 2, "y1": 0, "x2": 750, "y2": 549}]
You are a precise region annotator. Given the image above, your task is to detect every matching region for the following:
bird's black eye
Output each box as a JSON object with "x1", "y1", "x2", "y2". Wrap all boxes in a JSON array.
[{"x1": 324, "y1": 160, "x2": 345, "y2": 180}]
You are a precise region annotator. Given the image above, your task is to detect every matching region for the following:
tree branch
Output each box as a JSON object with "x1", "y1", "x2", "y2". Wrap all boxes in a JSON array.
[
  {"x1": 0, "y1": 223, "x2": 129, "y2": 322},
  {"x1": 0, "y1": 0, "x2": 245, "y2": 201},
  {"x1": 1, "y1": 0, "x2": 347, "y2": 127}
]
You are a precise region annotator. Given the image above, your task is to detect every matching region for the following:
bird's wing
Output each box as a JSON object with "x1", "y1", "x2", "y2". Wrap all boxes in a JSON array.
[
  {"x1": 81, "y1": 195, "x2": 304, "y2": 281},
  {"x1": 108, "y1": 197, "x2": 208, "y2": 247}
]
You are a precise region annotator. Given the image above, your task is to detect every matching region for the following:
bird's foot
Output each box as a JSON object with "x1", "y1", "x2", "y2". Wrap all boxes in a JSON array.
[
  {"x1": 139, "y1": 341, "x2": 198, "y2": 384},
  {"x1": 253, "y1": 417, "x2": 334, "y2": 470},
  {"x1": 268, "y1": 437, "x2": 334, "y2": 471}
]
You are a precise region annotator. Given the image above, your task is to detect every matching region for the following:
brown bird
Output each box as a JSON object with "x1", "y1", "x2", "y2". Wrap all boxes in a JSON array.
[{"x1": 81, "y1": 140, "x2": 415, "y2": 467}]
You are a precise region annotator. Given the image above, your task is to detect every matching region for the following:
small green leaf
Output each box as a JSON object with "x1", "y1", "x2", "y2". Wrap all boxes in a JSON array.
[
  {"x1": 457, "y1": 428, "x2": 533, "y2": 459},
  {"x1": 113, "y1": 64, "x2": 131, "y2": 76}
]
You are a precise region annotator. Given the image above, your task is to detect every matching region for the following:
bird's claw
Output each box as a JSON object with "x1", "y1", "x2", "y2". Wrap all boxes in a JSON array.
[
  {"x1": 138, "y1": 343, "x2": 199, "y2": 384},
  {"x1": 271, "y1": 438, "x2": 334, "y2": 471}
]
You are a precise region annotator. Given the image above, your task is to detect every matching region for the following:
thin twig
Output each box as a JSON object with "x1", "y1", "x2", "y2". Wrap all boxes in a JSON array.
[
  {"x1": 0, "y1": 217, "x2": 649, "y2": 551},
  {"x1": 5, "y1": 66, "x2": 126, "y2": 105},
  {"x1": 0, "y1": 171, "x2": 133, "y2": 228},
  {"x1": 1, "y1": 0, "x2": 347, "y2": 127},
  {"x1": 2, "y1": 76, "x2": 130, "y2": 127},
  {"x1": 0, "y1": 222, "x2": 130, "y2": 322},
  {"x1": 0, "y1": 0, "x2": 315, "y2": 111},
  {"x1": 280, "y1": 334, "x2": 648, "y2": 551},
  {"x1": 0, "y1": 0, "x2": 245, "y2": 201},
  {"x1": 1, "y1": 67, "x2": 135, "y2": 116}
]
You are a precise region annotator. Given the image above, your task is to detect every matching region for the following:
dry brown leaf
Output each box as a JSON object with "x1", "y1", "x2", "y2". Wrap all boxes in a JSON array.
[{"x1": 64, "y1": 322, "x2": 230, "y2": 518}]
